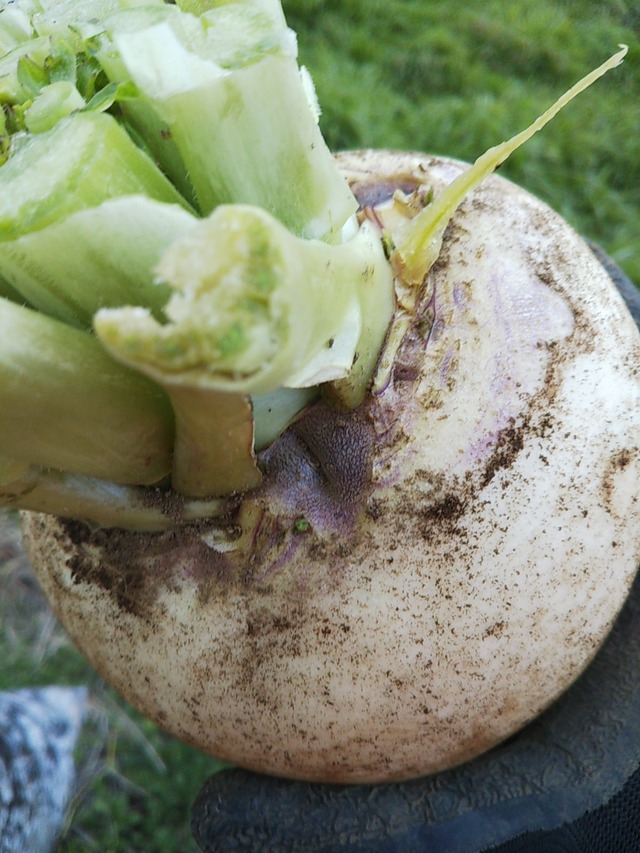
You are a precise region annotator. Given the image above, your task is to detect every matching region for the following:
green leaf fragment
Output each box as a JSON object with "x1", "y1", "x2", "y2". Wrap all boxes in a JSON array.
[
  {"x1": 16, "y1": 51, "x2": 47, "y2": 95},
  {"x1": 23, "y1": 79, "x2": 84, "y2": 131},
  {"x1": 0, "y1": 35, "x2": 50, "y2": 101},
  {"x1": 43, "y1": 35, "x2": 76, "y2": 83},
  {"x1": 75, "y1": 48, "x2": 107, "y2": 100},
  {"x1": 0, "y1": 111, "x2": 191, "y2": 241},
  {"x1": 84, "y1": 77, "x2": 137, "y2": 110}
]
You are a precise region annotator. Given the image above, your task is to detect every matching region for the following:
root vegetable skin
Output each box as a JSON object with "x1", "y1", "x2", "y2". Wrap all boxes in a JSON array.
[{"x1": 22, "y1": 151, "x2": 640, "y2": 783}]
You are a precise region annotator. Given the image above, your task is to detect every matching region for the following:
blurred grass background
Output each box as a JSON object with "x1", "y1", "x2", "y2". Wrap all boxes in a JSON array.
[
  {"x1": 0, "y1": 1, "x2": 637, "y2": 850},
  {"x1": 290, "y1": 0, "x2": 639, "y2": 282}
]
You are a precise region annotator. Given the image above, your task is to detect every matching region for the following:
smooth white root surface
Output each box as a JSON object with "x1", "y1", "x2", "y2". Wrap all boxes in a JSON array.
[{"x1": 23, "y1": 152, "x2": 640, "y2": 783}]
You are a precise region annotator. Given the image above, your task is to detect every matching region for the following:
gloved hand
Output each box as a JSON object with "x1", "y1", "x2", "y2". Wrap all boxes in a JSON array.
[{"x1": 191, "y1": 254, "x2": 640, "y2": 853}]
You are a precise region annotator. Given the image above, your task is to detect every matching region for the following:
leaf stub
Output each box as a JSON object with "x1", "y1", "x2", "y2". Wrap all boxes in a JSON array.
[{"x1": 374, "y1": 44, "x2": 629, "y2": 394}]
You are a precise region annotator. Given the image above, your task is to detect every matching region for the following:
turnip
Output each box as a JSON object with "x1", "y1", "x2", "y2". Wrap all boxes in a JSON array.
[{"x1": 1, "y1": 0, "x2": 638, "y2": 783}]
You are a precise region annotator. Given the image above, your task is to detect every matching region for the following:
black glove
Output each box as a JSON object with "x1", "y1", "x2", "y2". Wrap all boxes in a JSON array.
[{"x1": 191, "y1": 252, "x2": 640, "y2": 853}]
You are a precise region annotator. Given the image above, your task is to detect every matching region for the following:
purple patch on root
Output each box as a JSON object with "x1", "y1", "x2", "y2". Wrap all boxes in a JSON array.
[{"x1": 257, "y1": 403, "x2": 374, "y2": 538}]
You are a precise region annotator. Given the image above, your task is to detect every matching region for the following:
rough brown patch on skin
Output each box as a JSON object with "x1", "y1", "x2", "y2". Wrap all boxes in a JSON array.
[
  {"x1": 602, "y1": 448, "x2": 637, "y2": 515},
  {"x1": 480, "y1": 418, "x2": 528, "y2": 490},
  {"x1": 57, "y1": 518, "x2": 234, "y2": 620},
  {"x1": 291, "y1": 405, "x2": 374, "y2": 508},
  {"x1": 253, "y1": 402, "x2": 376, "y2": 569}
]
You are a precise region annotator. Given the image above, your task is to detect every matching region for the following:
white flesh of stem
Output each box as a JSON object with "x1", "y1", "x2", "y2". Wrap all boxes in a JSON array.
[{"x1": 94, "y1": 206, "x2": 394, "y2": 397}]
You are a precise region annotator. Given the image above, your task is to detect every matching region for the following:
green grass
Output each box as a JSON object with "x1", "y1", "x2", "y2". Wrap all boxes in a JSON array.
[
  {"x1": 287, "y1": 0, "x2": 639, "y2": 281},
  {"x1": 0, "y1": 2, "x2": 637, "y2": 851}
]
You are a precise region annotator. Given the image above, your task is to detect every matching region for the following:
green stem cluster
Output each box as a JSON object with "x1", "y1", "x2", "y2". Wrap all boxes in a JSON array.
[
  {"x1": 0, "y1": 0, "x2": 628, "y2": 528},
  {"x1": 0, "y1": 0, "x2": 393, "y2": 522}
]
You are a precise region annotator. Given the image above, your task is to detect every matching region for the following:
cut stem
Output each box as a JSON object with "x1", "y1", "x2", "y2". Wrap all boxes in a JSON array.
[
  {"x1": 95, "y1": 204, "x2": 392, "y2": 496},
  {"x1": 0, "y1": 195, "x2": 197, "y2": 328},
  {"x1": 0, "y1": 297, "x2": 174, "y2": 484},
  {"x1": 0, "y1": 460, "x2": 230, "y2": 531},
  {"x1": 95, "y1": 205, "x2": 394, "y2": 397},
  {"x1": 167, "y1": 386, "x2": 261, "y2": 497},
  {"x1": 96, "y1": 3, "x2": 356, "y2": 238}
]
